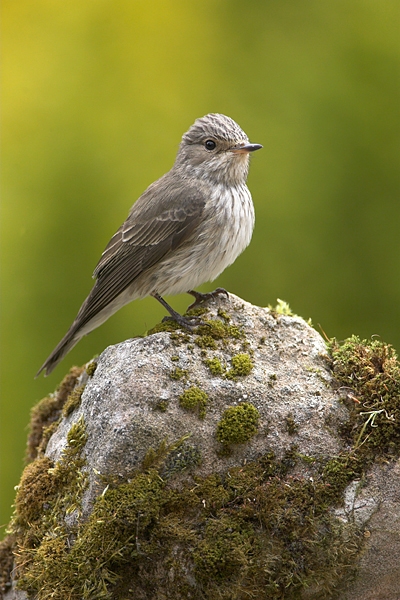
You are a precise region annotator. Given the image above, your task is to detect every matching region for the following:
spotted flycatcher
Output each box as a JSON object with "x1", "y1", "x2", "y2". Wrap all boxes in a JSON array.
[{"x1": 37, "y1": 113, "x2": 262, "y2": 376}]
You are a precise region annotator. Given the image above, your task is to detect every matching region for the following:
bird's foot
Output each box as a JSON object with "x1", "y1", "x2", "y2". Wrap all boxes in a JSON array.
[
  {"x1": 186, "y1": 288, "x2": 229, "y2": 311},
  {"x1": 151, "y1": 291, "x2": 208, "y2": 331},
  {"x1": 161, "y1": 313, "x2": 206, "y2": 331}
]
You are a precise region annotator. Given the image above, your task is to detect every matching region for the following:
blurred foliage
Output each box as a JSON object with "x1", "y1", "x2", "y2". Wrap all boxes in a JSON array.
[{"x1": 1, "y1": 0, "x2": 399, "y2": 529}]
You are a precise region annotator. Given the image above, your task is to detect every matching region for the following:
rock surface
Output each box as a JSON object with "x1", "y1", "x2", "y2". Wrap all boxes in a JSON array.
[
  {"x1": 45, "y1": 294, "x2": 346, "y2": 517},
  {"x1": 335, "y1": 459, "x2": 400, "y2": 600},
  {"x1": 3, "y1": 294, "x2": 400, "y2": 599}
]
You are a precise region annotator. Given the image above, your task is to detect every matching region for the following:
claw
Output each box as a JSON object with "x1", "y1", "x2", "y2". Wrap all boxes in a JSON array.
[
  {"x1": 152, "y1": 291, "x2": 213, "y2": 332},
  {"x1": 162, "y1": 314, "x2": 206, "y2": 331},
  {"x1": 186, "y1": 288, "x2": 229, "y2": 311}
]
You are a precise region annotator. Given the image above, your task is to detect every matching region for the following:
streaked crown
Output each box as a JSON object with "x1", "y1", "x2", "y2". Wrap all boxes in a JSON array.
[{"x1": 182, "y1": 113, "x2": 249, "y2": 146}]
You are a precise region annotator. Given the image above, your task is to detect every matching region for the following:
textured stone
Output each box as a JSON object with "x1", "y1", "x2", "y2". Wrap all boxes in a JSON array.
[
  {"x1": 45, "y1": 294, "x2": 346, "y2": 518},
  {"x1": 4, "y1": 294, "x2": 400, "y2": 599}
]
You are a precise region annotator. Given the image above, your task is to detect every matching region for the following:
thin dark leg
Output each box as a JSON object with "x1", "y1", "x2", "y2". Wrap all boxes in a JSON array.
[
  {"x1": 186, "y1": 288, "x2": 229, "y2": 311},
  {"x1": 151, "y1": 292, "x2": 205, "y2": 330}
]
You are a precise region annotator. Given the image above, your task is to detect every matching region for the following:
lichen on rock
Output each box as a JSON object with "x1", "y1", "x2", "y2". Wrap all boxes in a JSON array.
[{"x1": 2, "y1": 294, "x2": 400, "y2": 599}]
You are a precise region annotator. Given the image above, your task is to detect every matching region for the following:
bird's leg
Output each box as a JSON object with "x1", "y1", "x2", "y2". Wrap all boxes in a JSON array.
[
  {"x1": 186, "y1": 288, "x2": 229, "y2": 311},
  {"x1": 151, "y1": 292, "x2": 205, "y2": 330}
]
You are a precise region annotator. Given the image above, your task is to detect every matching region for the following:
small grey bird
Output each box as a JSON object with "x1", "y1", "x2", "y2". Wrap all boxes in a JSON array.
[{"x1": 36, "y1": 113, "x2": 262, "y2": 376}]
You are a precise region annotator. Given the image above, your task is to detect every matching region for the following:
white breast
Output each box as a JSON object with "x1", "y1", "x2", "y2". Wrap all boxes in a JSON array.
[
  {"x1": 204, "y1": 182, "x2": 255, "y2": 278},
  {"x1": 148, "y1": 182, "x2": 255, "y2": 297}
]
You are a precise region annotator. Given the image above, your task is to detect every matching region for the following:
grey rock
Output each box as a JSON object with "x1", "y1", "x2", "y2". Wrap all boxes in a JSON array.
[
  {"x1": 45, "y1": 294, "x2": 346, "y2": 518},
  {"x1": 3, "y1": 589, "x2": 28, "y2": 600},
  {"x1": 337, "y1": 459, "x2": 400, "y2": 600},
  {"x1": 6, "y1": 294, "x2": 400, "y2": 599}
]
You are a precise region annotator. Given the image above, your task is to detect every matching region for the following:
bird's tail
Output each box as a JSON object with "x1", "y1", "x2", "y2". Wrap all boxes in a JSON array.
[{"x1": 35, "y1": 329, "x2": 82, "y2": 378}]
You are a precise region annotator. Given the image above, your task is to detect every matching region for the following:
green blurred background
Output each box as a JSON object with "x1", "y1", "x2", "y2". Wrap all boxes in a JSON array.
[{"x1": 1, "y1": 0, "x2": 400, "y2": 530}]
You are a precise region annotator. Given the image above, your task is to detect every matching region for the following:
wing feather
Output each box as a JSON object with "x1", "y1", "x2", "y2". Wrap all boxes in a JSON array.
[{"x1": 72, "y1": 173, "x2": 205, "y2": 331}]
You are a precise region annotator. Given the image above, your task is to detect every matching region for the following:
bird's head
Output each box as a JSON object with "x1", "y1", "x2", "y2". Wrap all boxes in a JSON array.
[{"x1": 175, "y1": 113, "x2": 262, "y2": 186}]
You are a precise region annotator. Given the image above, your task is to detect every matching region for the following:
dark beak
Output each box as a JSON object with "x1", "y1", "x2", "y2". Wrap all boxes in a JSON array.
[{"x1": 231, "y1": 143, "x2": 263, "y2": 154}]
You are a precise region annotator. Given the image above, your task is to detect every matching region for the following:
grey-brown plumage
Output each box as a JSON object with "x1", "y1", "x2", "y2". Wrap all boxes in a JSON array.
[{"x1": 37, "y1": 113, "x2": 262, "y2": 376}]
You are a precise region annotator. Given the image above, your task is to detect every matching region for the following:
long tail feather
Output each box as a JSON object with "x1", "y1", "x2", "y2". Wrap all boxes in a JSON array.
[{"x1": 35, "y1": 330, "x2": 82, "y2": 377}]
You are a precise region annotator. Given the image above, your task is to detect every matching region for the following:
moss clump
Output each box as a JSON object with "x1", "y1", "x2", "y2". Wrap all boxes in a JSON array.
[
  {"x1": 320, "y1": 454, "x2": 364, "y2": 505},
  {"x1": 204, "y1": 357, "x2": 224, "y2": 376},
  {"x1": 329, "y1": 335, "x2": 400, "y2": 458},
  {"x1": 268, "y1": 373, "x2": 277, "y2": 386},
  {"x1": 185, "y1": 306, "x2": 209, "y2": 318},
  {"x1": 205, "y1": 354, "x2": 253, "y2": 380},
  {"x1": 85, "y1": 361, "x2": 97, "y2": 377},
  {"x1": 21, "y1": 470, "x2": 165, "y2": 600},
  {"x1": 10, "y1": 416, "x2": 88, "y2": 597},
  {"x1": 147, "y1": 319, "x2": 181, "y2": 335},
  {"x1": 285, "y1": 413, "x2": 299, "y2": 435},
  {"x1": 62, "y1": 385, "x2": 85, "y2": 417},
  {"x1": 162, "y1": 443, "x2": 202, "y2": 478},
  {"x1": 6, "y1": 433, "x2": 364, "y2": 599},
  {"x1": 154, "y1": 399, "x2": 169, "y2": 412},
  {"x1": 14, "y1": 456, "x2": 58, "y2": 526},
  {"x1": 216, "y1": 403, "x2": 260, "y2": 445},
  {"x1": 26, "y1": 366, "x2": 84, "y2": 462},
  {"x1": 269, "y1": 298, "x2": 294, "y2": 316},
  {"x1": 226, "y1": 353, "x2": 253, "y2": 379},
  {"x1": 217, "y1": 308, "x2": 231, "y2": 322},
  {"x1": 195, "y1": 335, "x2": 217, "y2": 350},
  {"x1": 141, "y1": 436, "x2": 192, "y2": 472},
  {"x1": 193, "y1": 516, "x2": 254, "y2": 581},
  {"x1": 169, "y1": 367, "x2": 188, "y2": 380},
  {"x1": 179, "y1": 387, "x2": 209, "y2": 419},
  {"x1": 316, "y1": 334, "x2": 400, "y2": 509},
  {"x1": 196, "y1": 318, "x2": 242, "y2": 343}
]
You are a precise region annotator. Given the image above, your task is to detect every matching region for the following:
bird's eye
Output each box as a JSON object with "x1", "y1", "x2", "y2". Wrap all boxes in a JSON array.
[{"x1": 204, "y1": 139, "x2": 216, "y2": 151}]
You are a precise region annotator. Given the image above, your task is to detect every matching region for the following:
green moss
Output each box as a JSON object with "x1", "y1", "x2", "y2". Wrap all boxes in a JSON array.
[
  {"x1": 21, "y1": 469, "x2": 165, "y2": 600},
  {"x1": 320, "y1": 454, "x2": 364, "y2": 506},
  {"x1": 62, "y1": 385, "x2": 85, "y2": 417},
  {"x1": 162, "y1": 443, "x2": 202, "y2": 478},
  {"x1": 204, "y1": 354, "x2": 254, "y2": 380},
  {"x1": 185, "y1": 306, "x2": 209, "y2": 318},
  {"x1": 147, "y1": 319, "x2": 181, "y2": 335},
  {"x1": 141, "y1": 436, "x2": 192, "y2": 472},
  {"x1": 85, "y1": 361, "x2": 97, "y2": 377},
  {"x1": 216, "y1": 403, "x2": 260, "y2": 445},
  {"x1": 171, "y1": 355, "x2": 180, "y2": 361},
  {"x1": 193, "y1": 516, "x2": 254, "y2": 581},
  {"x1": 154, "y1": 399, "x2": 169, "y2": 412},
  {"x1": 297, "y1": 453, "x2": 316, "y2": 464},
  {"x1": 217, "y1": 308, "x2": 231, "y2": 321},
  {"x1": 314, "y1": 334, "x2": 400, "y2": 510},
  {"x1": 195, "y1": 335, "x2": 217, "y2": 349},
  {"x1": 26, "y1": 366, "x2": 84, "y2": 462},
  {"x1": 269, "y1": 298, "x2": 294, "y2": 316},
  {"x1": 196, "y1": 318, "x2": 242, "y2": 342},
  {"x1": 10, "y1": 334, "x2": 398, "y2": 598},
  {"x1": 7, "y1": 430, "x2": 364, "y2": 599},
  {"x1": 285, "y1": 413, "x2": 299, "y2": 435},
  {"x1": 14, "y1": 456, "x2": 58, "y2": 527},
  {"x1": 204, "y1": 357, "x2": 225, "y2": 376},
  {"x1": 170, "y1": 331, "x2": 191, "y2": 344},
  {"x1": 268, "y1": 373, "x2": 277, "y2": 386},
  {"x1": 10, "y1": 416, "x2": 88, "y2": 597},
  {"x1": 329, "y1": 335, "x2": 400, "y2": 459},
  {"x1": 39, "y1": 422, "x2": 60, "y2": 454},
  {"x1": 169, "y1": 367, "x2": 188, "y2": 380},
  {"x1": 226, "y1": 353, "x2": 253, "y2": 379},
  {"x1": 179, "y1": 387, "x2": 209, "y2": 419}
]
